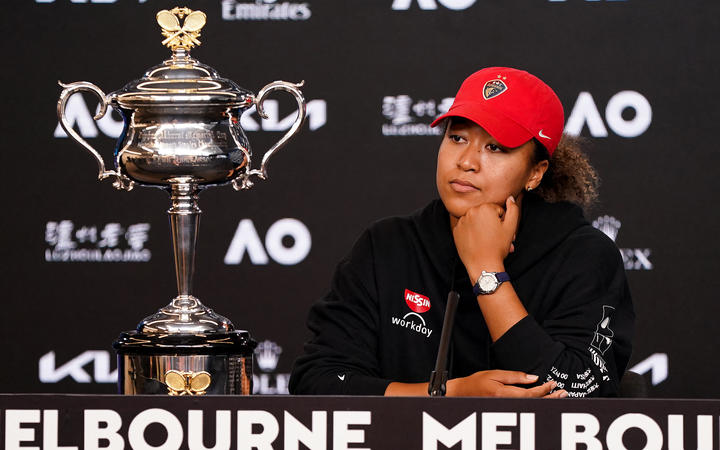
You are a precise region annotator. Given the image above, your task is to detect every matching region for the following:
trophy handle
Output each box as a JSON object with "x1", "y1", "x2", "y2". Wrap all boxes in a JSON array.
[
  {"x1": 57, "y1": 81, "x2": 134, "y2": 191},
  {"x1": 232, "y1": 80, "x2": 306, "y2": 190}
]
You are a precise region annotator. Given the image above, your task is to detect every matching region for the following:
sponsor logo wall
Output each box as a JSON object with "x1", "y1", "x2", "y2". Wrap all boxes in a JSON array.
[{"x1": 2, "y1": 1, "x2": 718, "y2": 399}]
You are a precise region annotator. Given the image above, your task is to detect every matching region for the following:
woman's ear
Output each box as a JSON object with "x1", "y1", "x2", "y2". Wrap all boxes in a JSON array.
[{"x1": 526, "y1": 159, "x2": 549, "y2": 191}]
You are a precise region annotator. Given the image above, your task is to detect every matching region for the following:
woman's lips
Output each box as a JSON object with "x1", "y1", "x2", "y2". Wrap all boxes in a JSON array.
[{"x1": 450, "y1": 180, "x2": 479, "y2": 193}]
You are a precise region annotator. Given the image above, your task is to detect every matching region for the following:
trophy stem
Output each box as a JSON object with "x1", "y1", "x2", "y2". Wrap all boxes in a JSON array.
[
  {"x1": 135, "y1": 180, "x2": 233, "y2": 333},
  {"x1": 168, "y1": 182, "x2": 200, "y2": 305}
]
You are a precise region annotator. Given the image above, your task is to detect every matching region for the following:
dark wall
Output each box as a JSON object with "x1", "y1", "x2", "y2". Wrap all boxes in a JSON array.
[{"x1": 1, "y1": 0, "x2": 718, "y2": 398}]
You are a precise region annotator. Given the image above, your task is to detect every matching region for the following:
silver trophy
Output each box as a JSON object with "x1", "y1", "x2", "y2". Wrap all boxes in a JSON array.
[{"x1": 56, "y1": 7, "x2": 306, "y2": 395}]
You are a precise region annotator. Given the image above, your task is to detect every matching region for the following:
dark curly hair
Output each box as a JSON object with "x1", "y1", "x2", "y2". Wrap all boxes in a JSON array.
[{"x1": 531, "y1": 134, "x2": 599, "y2": 212}]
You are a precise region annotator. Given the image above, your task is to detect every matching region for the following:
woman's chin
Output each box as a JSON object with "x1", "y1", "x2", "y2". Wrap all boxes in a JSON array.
[{"x1": 440, "y1": 198, "x2": 474, "y2": 220}]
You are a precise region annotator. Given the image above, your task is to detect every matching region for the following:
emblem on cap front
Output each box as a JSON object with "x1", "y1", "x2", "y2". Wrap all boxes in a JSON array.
[{"x1": 483, "y1": 79, "x2": 507, "y2": 100}]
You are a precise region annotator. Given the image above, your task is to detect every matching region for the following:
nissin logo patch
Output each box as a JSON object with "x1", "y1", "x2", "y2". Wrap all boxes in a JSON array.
[{"x1": 404, "y1": 289, "x2": 431, "y2": 313}]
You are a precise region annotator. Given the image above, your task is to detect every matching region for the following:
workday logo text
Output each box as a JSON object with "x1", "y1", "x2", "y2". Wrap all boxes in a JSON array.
[
  {"x1": 391, "y1": 289, "x2": 434, "y2": 338},
  {"x1": 593, "y1": 215, "x2": 652, "y2": 270},
  {"x1": 222, "y1": 0, "x2": 311, "y2": 21},
  {"x1": 55, "y1": 97, "x2": 327, "y2": 139},
  {"x1": 392, "y1": 0, "x2": 476, "y2": 10}
]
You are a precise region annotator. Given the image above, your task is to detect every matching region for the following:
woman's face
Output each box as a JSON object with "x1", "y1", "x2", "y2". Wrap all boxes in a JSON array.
[{"x1": 436, "y1": 118, "x2": 548, "y2": 220}]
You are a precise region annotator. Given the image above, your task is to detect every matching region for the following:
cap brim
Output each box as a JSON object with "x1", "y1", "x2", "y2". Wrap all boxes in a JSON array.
[{"x1": 430, "y1": 102, "x2": 534, "y2": 149}]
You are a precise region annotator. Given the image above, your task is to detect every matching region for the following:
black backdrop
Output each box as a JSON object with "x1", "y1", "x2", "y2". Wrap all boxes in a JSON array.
[{"x1": 1, "y1": 0, "x2": 718, "y2": 398}]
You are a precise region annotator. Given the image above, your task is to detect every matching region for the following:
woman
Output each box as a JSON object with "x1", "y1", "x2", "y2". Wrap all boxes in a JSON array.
[{"x1": 289, "y1": 67, "x2": 634, "y2": 397}]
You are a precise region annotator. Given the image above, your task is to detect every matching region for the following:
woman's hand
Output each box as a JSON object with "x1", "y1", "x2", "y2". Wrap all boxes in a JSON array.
[
  {"x1": 447, "y1": 370, "x2": 567, "y2": 398},
  {"x1": 452, "y1": 196, "x2": 519, "y2": 280},
  {"x1": 385, "y1": 370, "x2": 567, "y2": 398}
]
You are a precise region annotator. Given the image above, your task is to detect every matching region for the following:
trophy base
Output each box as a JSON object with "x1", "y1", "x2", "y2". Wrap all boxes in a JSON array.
[
  {"x1": 137, "y1": 295, "x2": 235, "y2": 334},
  {"x1": 113, "y1": 330, "x2": 257, "y2": 395}
]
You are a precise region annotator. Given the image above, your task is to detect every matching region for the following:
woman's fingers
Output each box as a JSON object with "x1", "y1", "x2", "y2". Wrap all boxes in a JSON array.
[
  {"x1": 504, "y1": 195, "x2": 520, "y2": 230},
  {"x1": 494, "y1": 381, "x2": 557, "y2": 398},
  {"x1": 544, "y1": 389, "x2": 569, "y2": 399},
  {"x1": 522, "y1": 380, "x2": 558, "y2": 397},
  {"x1": 488, "y1": 370, "x2": 540, "y2": 385},
  {"x1": 506, "y1": 381, "x2": 557, "y2": 398}
]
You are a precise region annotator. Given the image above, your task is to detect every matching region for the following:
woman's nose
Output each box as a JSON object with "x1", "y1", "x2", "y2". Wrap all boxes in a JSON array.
[{"x1": 457, "y1": 146, "x2": 480, "y2": 171}]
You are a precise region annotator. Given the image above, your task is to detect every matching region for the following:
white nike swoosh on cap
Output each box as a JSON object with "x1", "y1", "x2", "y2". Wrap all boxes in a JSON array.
[
  {"x1": 538, "y1": 129, "x2": 551, "y2": 140},
  {"x1": 338, "y1": 374, "x2": 346, "y2": 381}
]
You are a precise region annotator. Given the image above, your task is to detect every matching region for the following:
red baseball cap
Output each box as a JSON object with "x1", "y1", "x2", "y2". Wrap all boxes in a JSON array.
[{"x1": 430, "y1": 67, "x2": 564, "y2": 155}]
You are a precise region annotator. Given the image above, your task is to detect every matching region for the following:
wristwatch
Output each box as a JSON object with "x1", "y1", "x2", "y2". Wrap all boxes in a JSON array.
[{"x1": 473, "y1": 271, "x2": 510, "y2": 295}]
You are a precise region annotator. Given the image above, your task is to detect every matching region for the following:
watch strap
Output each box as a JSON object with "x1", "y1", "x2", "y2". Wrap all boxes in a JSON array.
[{"x1": 496, "y1": 272, "x2": 510, "y2": 283}]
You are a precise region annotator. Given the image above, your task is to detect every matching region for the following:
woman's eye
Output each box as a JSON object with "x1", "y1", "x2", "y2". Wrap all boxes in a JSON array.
[
  {"x1": 488, "y1": 143, "x2": 504, "y2": 152},
  {"x1": 449, "y1": 134, "x2": 465, "y2": 143}
]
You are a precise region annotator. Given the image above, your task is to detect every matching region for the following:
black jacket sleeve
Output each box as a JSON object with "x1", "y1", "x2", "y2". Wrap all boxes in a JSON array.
[
  {"x1": 289, "y1": 230, "x2": 392, "y2": 395},
  {"x1": 490, "y1": 228, "x2": 635, "y2": 397}
]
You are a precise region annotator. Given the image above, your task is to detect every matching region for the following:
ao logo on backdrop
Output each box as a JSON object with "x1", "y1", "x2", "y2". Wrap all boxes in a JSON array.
[
  {"x1": 392, "y1": 0, "x2": 476, "y2": 10},
  {"x1": 392, "y1": 0, "x2": 627, "y2": 9},
  {"x1": 565, "y1": 91, "x2": 651, "y2": 138},
  {"x1": 225, "y1": 219, "x2": 311, "y2": 266},
  {"x1": 54, "y1": 98, "x2": 327, "y2": 139}
]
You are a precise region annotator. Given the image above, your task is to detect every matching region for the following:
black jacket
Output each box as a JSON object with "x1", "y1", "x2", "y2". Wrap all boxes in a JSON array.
[{"x1": 290, "y1": 195, "x2": 634, "y2": 397}]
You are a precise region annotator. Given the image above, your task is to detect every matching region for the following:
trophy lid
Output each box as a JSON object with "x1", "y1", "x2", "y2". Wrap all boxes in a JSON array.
[{"x1": 111, "y1": 7, "x2": 253, "y2": 108}]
